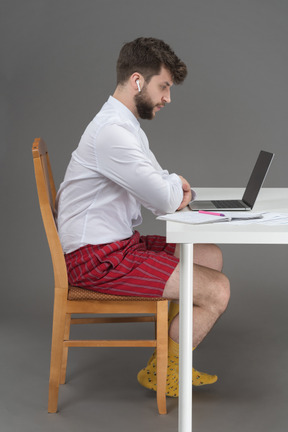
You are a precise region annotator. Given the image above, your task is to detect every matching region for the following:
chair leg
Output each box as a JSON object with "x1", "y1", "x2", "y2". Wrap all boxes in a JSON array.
[
  {"x1": 156, "y1": 301, "x2": 168, "y2": 415},
  {"x1": 60, "y1": 314, "x2": 71, "y2": 384},
  {"x1": 48, "y1": 294, "x2": 67, "y2": 413}
]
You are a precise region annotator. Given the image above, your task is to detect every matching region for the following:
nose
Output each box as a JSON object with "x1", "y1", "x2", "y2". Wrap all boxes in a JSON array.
[{"x1": 163, "y1": 89, "x2": 171, "y2": 104}]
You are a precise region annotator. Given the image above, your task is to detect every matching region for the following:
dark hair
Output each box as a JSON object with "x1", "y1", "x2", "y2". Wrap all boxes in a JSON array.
[{"x1": 116, "y1": 37, "x2": 187, "y2": 85}]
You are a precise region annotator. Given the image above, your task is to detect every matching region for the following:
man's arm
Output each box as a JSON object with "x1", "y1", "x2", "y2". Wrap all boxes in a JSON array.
[
  {"x1": 95, "y1": 124, "x2": 184, "y2": 215},
  {"x1": 177, "y1": 176, "x2": 192, "y2": 210}
]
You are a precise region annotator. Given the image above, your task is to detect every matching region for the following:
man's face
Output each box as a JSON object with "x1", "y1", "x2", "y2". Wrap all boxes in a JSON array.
[{"x1": 134, "y1": 67, "x2": 173, "y2": 120}]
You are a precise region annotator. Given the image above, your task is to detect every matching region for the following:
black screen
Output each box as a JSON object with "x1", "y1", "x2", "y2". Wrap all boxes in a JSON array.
[{"x1": 242, "y1": 150, "x2": 274, "y2": 207}]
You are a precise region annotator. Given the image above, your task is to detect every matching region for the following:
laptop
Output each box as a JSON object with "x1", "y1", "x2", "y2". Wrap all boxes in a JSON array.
[{"x1": 189, "y1": 150, "x2": 274, "y2": 211}]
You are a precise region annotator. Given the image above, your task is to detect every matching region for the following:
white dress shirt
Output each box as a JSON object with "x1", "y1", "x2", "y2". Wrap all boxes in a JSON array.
[{"x1": 56, "y1": 96, "x2": 183, "y2": 253}]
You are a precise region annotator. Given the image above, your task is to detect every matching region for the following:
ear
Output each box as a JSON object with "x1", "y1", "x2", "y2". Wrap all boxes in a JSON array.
[{"x1": 130, "y1": 73, "x2": 143, "y2": 92}]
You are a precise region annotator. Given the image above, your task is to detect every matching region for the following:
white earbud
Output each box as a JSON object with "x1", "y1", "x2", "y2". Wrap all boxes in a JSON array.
[{"x1": 136, "y1": 80, "x2": 141, "y2": 92}]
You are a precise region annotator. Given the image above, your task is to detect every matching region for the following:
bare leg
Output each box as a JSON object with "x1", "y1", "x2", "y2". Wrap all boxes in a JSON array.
[
  {"x1": 162, "y1": 244, "x2": 230, "y2": 346},
  {"x1": 137, "y1": 244, "x2": 226, "y2": 393}
]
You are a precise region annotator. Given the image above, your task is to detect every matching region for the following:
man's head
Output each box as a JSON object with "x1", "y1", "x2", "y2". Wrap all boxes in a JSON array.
[
  {"x1": 116, "y1": 37, "x2": 187, "y2": 86},
  {"x1": 114, "y1": 37, "x2": 187, "y2": 120}
]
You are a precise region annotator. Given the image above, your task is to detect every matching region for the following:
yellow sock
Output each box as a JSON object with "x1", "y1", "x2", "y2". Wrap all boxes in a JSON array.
[
  {"x1": 137, "y1": 337, "x2": 179, "y2": 397},
  {"x1": 138, "y1": 301, "x2": 217, "y2": 396},
  {"x1": 137, "y1": 337, "x2": 218, "y2": 397}
]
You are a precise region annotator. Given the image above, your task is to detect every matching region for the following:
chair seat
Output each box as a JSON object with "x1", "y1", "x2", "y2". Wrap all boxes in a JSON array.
[{"x1": 68, "y1": 285, "x2": 167, "y2": 301}]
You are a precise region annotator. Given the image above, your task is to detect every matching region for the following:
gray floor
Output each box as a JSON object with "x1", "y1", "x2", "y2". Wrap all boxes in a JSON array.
[{"x1": 2, "y1": 245, "x2": 288, "y2": 432}]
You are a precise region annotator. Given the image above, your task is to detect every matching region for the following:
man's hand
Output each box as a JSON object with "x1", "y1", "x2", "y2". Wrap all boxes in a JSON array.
[{"x1": 177, "y1": 175, "x2": 192, "y2": 210}]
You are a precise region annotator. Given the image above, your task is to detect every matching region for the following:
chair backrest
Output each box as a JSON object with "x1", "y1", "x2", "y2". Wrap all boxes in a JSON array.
[{"x1": 32, "y1": 138, "x2": 68, "y2": 291}]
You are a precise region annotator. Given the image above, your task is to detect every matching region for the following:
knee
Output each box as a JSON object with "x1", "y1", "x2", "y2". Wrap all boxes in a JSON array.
[{"x1": 212, "y1": 272, "x2": 230, "y2": 315}]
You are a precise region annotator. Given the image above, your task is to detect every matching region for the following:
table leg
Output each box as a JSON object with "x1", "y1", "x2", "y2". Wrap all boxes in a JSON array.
[{"x1": 179, "y1": 243, "x2": 193, "y2": 432}]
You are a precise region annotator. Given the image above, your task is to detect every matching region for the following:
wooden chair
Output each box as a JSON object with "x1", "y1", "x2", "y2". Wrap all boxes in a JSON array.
[{"x1": 32, "y1": 137, "x2": 169, "y2": 415}]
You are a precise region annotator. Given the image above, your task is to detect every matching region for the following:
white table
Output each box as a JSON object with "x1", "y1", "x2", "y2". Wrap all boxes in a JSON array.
[{"x1": 165, "y1": 188, "x2": 288, "y2": 432}]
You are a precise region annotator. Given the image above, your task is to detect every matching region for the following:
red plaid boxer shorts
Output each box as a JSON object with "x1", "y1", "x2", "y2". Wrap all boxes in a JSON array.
[{"x1": 65, "y1": 231, "x2": 179, "y2": 297}]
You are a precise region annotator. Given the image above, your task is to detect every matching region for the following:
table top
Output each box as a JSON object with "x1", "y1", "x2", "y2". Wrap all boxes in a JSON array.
[{"x1": 166, "y1": 188, "x2": 288, "y2": 244}]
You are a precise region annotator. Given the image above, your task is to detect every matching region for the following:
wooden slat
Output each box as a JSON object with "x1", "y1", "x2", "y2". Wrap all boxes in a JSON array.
[
  {"x1": 63, "y1": 340, "x2": 157, "y2": 348},
  {"x1": 66, "y1": 300, "x2": 158, "y2": 314},
  {"x1": 71, "y1": 316, "x2": 155, "y2": 324}
]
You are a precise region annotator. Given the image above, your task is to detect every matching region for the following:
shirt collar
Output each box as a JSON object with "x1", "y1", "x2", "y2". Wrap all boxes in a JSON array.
[{"x1": 108, "y1": 96, "x2": 140, "y2": 131}]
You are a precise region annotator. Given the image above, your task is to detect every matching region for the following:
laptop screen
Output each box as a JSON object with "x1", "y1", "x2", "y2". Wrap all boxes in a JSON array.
[{"x1": 242, "y1": 150, "x2": 274, "y2": 207}]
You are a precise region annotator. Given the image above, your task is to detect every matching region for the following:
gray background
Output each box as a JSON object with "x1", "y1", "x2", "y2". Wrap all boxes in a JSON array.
[{"x1": 1, "y1": 0, "x2": 288, "y2": 431}]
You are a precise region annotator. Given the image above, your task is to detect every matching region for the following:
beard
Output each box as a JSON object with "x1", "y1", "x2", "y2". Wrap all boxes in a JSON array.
[{"x1": 134, "y1": 87, "x2": 156, "y2": 120}]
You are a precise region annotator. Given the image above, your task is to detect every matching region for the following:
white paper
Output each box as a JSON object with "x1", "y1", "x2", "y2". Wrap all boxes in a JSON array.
[
  {"x1": 157, "y1": 211, "x2": 263, "y2": 225},
  {"x1": 158, "y1": 211, "x2": 288, "y2": 226}
]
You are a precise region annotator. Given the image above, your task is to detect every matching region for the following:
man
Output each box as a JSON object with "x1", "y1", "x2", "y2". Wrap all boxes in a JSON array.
[{"x1": 56, "y1": 37, "x2": 230, "y2": 397}]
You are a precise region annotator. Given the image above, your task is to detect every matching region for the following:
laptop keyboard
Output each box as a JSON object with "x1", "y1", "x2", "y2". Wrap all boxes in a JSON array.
[{"x1": 212, "y1": 200, "x2": 247, "y2": 209}]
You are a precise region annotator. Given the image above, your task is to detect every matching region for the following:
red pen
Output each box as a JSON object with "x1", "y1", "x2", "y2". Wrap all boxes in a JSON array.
[{"x1": 199, "y1": 211, "x2": 225, "y2": 217}]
